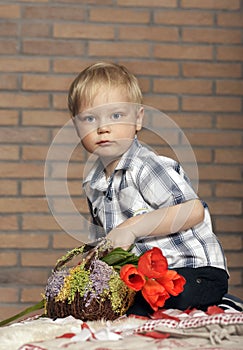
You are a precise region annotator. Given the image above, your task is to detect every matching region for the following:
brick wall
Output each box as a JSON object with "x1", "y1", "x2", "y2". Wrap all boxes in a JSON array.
[{"x1": 0, "y1": 0, "x2": 242, "y2": 319}]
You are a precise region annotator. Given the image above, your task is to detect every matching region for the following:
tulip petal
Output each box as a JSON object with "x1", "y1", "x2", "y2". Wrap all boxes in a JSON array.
[{"x1": 120, "y1": 264, "x2": 146, "y2": 291}]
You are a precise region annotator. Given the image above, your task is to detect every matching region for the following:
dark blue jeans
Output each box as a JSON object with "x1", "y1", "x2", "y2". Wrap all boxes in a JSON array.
[{"x1": 127, "y1": 266, "x2": 228, "y2": 317}]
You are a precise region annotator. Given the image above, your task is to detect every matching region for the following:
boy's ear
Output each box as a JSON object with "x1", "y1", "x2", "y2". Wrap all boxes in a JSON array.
[{"x1": 136, "y1": 106, "x2": 144, "y2": 132}]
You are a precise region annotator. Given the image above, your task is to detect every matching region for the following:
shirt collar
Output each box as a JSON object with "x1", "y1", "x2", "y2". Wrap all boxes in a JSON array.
[{"x1": 83, "y1": 137, "x2": 142, "y2": 188}]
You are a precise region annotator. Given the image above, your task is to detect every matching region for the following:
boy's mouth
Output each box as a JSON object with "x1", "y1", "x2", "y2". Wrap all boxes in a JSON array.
[{"x1": 96, "y1": 140, "x2": 111, "y2": 145}]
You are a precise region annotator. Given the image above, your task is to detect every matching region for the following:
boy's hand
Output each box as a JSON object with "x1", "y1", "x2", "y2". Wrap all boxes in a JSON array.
[{"x1": 106, "y1": 227, "x2": 136, "y2": 249}]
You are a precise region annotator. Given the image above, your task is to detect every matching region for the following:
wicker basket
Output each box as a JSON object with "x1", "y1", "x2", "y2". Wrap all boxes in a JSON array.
[{"x1": 44, "y1": 241, "x2": 135, "y2": 321}]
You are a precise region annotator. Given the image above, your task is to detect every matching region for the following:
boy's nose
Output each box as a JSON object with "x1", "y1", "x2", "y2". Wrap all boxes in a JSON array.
[{"x1": 97, "y1": 120, "x2": 111, "y2": 134}]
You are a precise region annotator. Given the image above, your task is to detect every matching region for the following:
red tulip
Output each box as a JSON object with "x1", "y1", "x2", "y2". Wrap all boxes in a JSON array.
[
  {"x1": 157, "y1": 270, "x2": 186, "y2": 296},
  {"x1": 138, "y1": 247, "x2": 168, "y2": 279},
  {"x1": 142, "y1": 279, "x2": 170, "y2": 311},
  {"x1": 120, "y1": 264, "x2": 146, "y2": 291}
]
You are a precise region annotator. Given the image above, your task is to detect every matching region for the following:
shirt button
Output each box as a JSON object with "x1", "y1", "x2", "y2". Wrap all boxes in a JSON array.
[{"x1": 196, "y1": 278, "x2": 202, "y2": 284}]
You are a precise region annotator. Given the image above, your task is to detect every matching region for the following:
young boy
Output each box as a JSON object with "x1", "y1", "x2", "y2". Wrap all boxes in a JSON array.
[{"x1": 68, "y1": 62, "x2": 228, "y2": 313}]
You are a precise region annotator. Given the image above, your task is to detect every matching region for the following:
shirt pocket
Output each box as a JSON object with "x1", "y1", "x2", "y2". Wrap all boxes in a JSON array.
[{"x1": 117, "y1": 186, "x2": 152, "y2": 216}]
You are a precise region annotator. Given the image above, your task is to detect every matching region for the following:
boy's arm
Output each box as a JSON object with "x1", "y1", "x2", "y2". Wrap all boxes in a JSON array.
[{"x1": 106, "y1": 199, "x2": 204, "y2": 248}]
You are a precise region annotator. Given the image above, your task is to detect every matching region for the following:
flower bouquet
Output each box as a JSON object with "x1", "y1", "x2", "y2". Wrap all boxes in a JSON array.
[
  {"x1": 44, "y1": 239, "x2": 136, "y2": 321},
  {"x1": 0, "y1": 240, "x2": 186, "y2": 326}
]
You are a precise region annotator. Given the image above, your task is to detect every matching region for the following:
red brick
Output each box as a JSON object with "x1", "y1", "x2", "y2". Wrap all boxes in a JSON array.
[
  {"x1": 119, "y1": 26, "x2": 179, "y2": 42},
  {"x1": 22, "y1": 214, "x2": 87, "y2": 232},
  {"x1": 53, "y1": 93, "x2": 69, "y2": 109},
  {"x1": 216, "y1": 183, "x2": 243, "y2": 198},
  {"x1": 153, "y1": 79, "x2": 212, "y2": 94},
  {"x1": 23, "y1": 40, "x2": 85, "y2": 56},
  {"x1": 183, "y1": 63, "x2": 241, "y2": 78},
  {"x1": 53, "y1": 233, "x2": 81, "y2": 249},
  {"x1": 21, "y1": 251, "x2": 65, "y2": 267},
  {"x1": 0, "y1": 233, "x2": 49, "y2": 249},
  {"x1": 0, "y1": 252, "x2": 17, "y2": 266},
  {"x1": 181, "y1": 0, "x2": 240, "y2": 10},
  {"x1": 0, "y1": 288, "x2": 18, "y2": 302},
  {"x1": 207, "y1": 200, "x2": 242, "y2": 215},
  {"x1": 216, "y1": 80, "x2": 243, "y2": 95},
  {"x1": 0, "y1": 22, "x2": 18, "y2": 36},
  {"x1": 154, "y1": 10, "x2": 213, "y2": 25},
  {"x1": 198, "y1": 183, "x2": 212, "y2": 198},
  {"x1": 0, "y1": 164, "x2": 44, "y2": 179},
  {"x1": 0, "y1": 5, "x2": 20, "y2": 18},
  {"x1": 0, "y1": 110, "x2": 18, "y2": 125},
  {"x1": 50, "y1": 126, "x2": 80, "y2": 146},
  {"x1": 52, "y1": 197, "x2": 89, "y2": 214},
  {"x1": 89, "y1": 41, "x2": 150, "y2": 58},
  {"x1": 0, "y1": 181, "x2": 17, "y2": 196},
  {"x1": 143, "y1": 95, "x2": 178, "y2": 111},
  {"x1": 23, "y1": 5, "x2": 85, "y2": 21},
  {"x1": 89, "y1": 8, "x2": 150, "y2": 23},
  {"x1": 0, "y1": 198, "x2": 49, "y2": 213},
  {"x1": 199, "y1": 165, "x2": 241, "y2": 181},
  {"x1": 22, "y1": 75, "x2": 72, "y2": 92},
  {"x1": 51, "y1": 162, "x2": 85, "y2": 179},
  {"x1": 226, "y1": 252, "x2": 243, "y2": 268},
  {"x1": 182, "y1": 97, "x2": 241, "y2": 112},
  {"x1": 0, "y1": 40, "x2": 18, "y2": 54},
  {"x1": 0, "y1": 268, "x2": 49, "y2": 285},
  {"x1": 138, "y1": 77, "x2": 150, "y2": 93},
  {"x1": 0, "y1": 127, "x2": 49, "y2": 143},
  {"x1": 120, "y1": 60, "x2": 179, "y2": 76},
  {"x1": 0, "y1": 145, "x2": 19, "y2": 160},
  {"x1": 117, "y1": 0, "x2": 177, "y2": 6},
  {"x1": 169, "y1": 113, "x2": 213, "y2": 129},
  {"x1": 0, "y1": 58, "x2": 49, "y2": 72},
  {"x1": 215, "y1": 217, "x2": 243, "y2": 232},
  {"x1": 215, "y1": 149, "x2": 243, "y2": 164},
  {"x1": 154, "y1": 44, "x2": 212, "y2": 60},
  {"x1": 21, "y1": 180, "x2": 45, "y2": 196},
  {"x1": 139, "y1": 128, "x2": 179, "y2": 146},
  {"x1": 0, "y1": 74, "x2": 18, "y2": 90},
  {"x1": 216, "y1": 115, "x2": 243, "y2": 129},
  {"x1": 217, "y1": 46, "x2": 243, "y2": 61},
  {"x1": 183, "y1": 131, "x2": 242, "y2": 146},
  {"x1": 21, "y1": 179, "x2": 83, "y2": 196},
  {"x1": 54, "y1": 23, "x2": 114, "y2": 40},
  {"x1": 0, "y1": 215, "x2": 18, "y2": 230},
  {"x1": 22, "y1": 110, "x2": 69, "y2": 126},
  {"x1": 182, "y1": 28, "x2": 241, "y2": 44},
  {"x1": 220, "y1": 235, "x2": 242, "y2": 250},
  {"x1": 21, "y1": 288, "x2": 44, "y2": 303},
  {"x1": 21, "y1": 22, "x2": 50, "y2": 37},
  {"x1": 0, "y1": 93, "x2": 49, "y2": 108},
  {"x1": 53, "y1": 59, "x2": 95, "y2": 73},
  {"x1": 56, "y1": 0, "x2": 112, "y2": 3},
  {"x1": 217, "y1": 13, "x2": 243, "y2": 27}
]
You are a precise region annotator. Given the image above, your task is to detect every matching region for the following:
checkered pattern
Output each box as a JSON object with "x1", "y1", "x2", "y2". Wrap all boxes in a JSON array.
[{"x1": 83, "y1": 138, "x2": 227, "y2": 271}]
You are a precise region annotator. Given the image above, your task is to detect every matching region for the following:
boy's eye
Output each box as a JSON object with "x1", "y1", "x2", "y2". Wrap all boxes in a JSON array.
[
  {"x1": 111, "y1": 113, "x2": 122, "y2": 120},
  {"x1": 83, "y1": 115, "x2": 95, "y2": 123}
]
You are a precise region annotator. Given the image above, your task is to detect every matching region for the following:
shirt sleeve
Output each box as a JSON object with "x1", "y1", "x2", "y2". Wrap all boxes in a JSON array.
[{"x1": 137, "y1": 155, "x2": 198, "y2": 208}]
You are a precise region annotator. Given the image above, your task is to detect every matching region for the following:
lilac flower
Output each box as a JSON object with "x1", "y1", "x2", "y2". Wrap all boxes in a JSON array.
[
  {"x1": 45, "y1": 268, "x2": 69, "y2": 300},
  {"x1": 83, "y1": 260, "x2": 113, "y2": 306}
]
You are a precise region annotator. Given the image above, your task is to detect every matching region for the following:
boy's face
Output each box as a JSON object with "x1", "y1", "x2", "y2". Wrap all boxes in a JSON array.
[{"x1": 73, "y1": 87, "x2": 143, "y2": 163}]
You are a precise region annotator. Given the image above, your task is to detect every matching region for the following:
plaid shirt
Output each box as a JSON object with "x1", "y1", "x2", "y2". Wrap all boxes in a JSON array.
[{"x1": 83, "y1": 138, "x2": 227, "y2": 271}]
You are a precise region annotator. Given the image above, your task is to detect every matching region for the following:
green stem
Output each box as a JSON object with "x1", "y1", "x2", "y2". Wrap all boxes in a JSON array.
[{"x1": 0, "y1": 299, "x2": 45, "y2": 327}]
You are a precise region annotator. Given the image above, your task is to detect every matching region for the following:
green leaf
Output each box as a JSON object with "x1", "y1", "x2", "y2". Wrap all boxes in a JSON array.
[{"x1": 101, "y1": 247, "x2": 139, "y2": 267}]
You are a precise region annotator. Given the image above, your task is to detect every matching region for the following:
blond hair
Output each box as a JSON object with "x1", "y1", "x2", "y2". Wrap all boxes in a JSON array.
[{"x1": 68, "y1": 62, "x2": 143, "y2": 117}]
